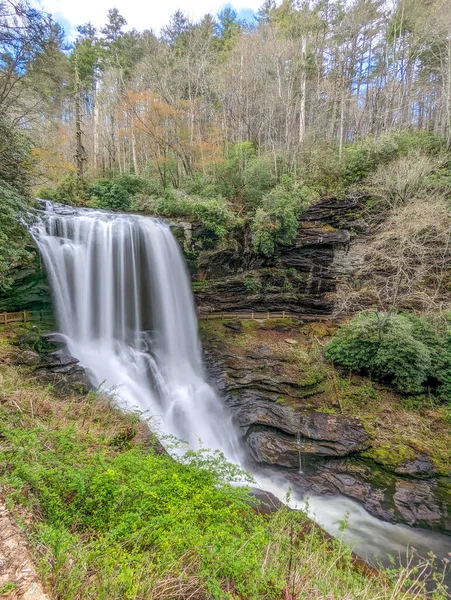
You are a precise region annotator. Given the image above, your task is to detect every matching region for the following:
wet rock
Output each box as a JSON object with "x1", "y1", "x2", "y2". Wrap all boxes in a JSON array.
[
  {"x1": 36, "y1": 362, "x2": 91, "y2": 394},
  {"x1": 245, "y1": 413, "x2": 370, "y2": 467},
  {"x1": 295, "y1": 459, "x2": 397, "y2": 524},
  {"x1": 42, "y1": 332, "x2": 67, "y2": 350},
  {"x1": 17, "y1": 335, "x2": 94, "y2": 395},
  {"x1": 247, "y1": 429, "x2": 300, "y2": 468},
  {"x1": 228, "y1": 392, "x2": 299, "y2": 434},
  {"x1": 394, "y1": 480, "x2": 444, "y2": 527},
  {"x1": 224, "y1": 321, "x2": 243, "y2": 332},
  {"x1": 40, "y1": 349, "x2": 80, "y2": 369},
  {"x1": 249, "y1": 488, "x2": 284, "y2": 514}
]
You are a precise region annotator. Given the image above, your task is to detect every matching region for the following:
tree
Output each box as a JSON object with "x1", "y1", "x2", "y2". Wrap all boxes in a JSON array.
[
  {"x1": 0, "y1": 0, "x2": 54, "y2": 116},
  {"x1": 0, "y1": 114, "x2": 32, "y2": 290}
]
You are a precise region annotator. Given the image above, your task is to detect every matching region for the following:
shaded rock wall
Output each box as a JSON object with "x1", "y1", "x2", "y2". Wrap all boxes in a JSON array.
[
  {"x1": 194, "y1": 197, "x2": 362, "y2": 315},
  {"x1": 0, "y1": 248, "x2": 51, "y2": 312}
]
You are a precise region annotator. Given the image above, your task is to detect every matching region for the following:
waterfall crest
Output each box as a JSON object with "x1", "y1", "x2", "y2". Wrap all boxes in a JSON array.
[{"x1": 31, "y1": 202, "x2": 240, "y2": 459}]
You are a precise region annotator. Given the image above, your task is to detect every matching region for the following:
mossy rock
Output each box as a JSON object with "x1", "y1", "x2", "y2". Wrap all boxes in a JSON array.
[
  {"x1": 297, "y1": 367, "x2": 325, "y2": 388},
  {"x1": 260, "y1": 318, "x2": 298, "y2": 330},
  {"x1": 362, "y1": 442, "x2": 417, "y2": 470},
  {"x1": 305, "y1": 321, "x2": 337, "y2": 339},
  {"x1": 241, "y1": 320, "x2": 262, "y2": 332},
  {"x1": 14, "y1": 330, "x2": 58, "y2": 355}
]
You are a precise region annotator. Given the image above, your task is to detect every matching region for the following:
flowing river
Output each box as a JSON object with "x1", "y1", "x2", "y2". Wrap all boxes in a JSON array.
[{"x1": 31, "y1": 201, "x2": 451, "y2": 583}]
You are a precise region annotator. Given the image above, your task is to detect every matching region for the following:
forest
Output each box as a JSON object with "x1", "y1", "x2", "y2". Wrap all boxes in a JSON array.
[{"x1": 1, "y1": 0, "x2": 451, "y2": 598}]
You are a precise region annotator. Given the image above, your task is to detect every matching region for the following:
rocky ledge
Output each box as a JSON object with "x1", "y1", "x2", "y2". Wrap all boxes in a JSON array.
[
  {"x1": 194, "y1": 196, "x2": 363, "y2": 315},
  {"x1": 202, "y1": 319, "x2": 451, "y2": 534},
  {"x1": 14, "y1": 331, "x2": 91, "y2": 394}
]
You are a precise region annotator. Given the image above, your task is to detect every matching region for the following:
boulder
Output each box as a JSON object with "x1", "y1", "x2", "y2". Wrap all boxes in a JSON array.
[
  {"x1": 16, "y1": 349, "x2": 41, "y2": 366},
  {"x1": 395, "y1": 453, "x2": 437, "y2": 478},
  {"x1": 249, "y1": 488, "x2": 284, "y2": 514}
]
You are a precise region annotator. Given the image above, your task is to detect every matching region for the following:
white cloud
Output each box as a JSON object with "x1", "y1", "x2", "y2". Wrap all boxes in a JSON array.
[{"x1": 36, "y1": 0, "x2": 264, "y2": 37}]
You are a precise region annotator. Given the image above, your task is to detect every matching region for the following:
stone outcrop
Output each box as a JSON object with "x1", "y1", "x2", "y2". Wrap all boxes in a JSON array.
[
  {"x1": 203, "y1": 323, "x2": 451, "y2": 533},
  {"x1": 15, "y1": 333, "x2": 91, "y2": 394},
  {"x1": 194, "y1": 197, "x2": 362, "y2": 315}
]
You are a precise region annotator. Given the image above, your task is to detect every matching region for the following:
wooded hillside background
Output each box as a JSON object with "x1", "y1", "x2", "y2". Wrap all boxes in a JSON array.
[{"x1": 2, "y1": 0, "x2": 450, "y2": 186}]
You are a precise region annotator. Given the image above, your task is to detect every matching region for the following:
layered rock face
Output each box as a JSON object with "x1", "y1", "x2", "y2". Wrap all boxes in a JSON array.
[
  {"x1": 202, "y1": 320, "x2": 451, "y2": 534},
  {"x1": 194, "y1": 197, "x2": 361, "y2": 315},
  {"x1": 14, "y1": 332, "x2": 91, "y2": 394}
]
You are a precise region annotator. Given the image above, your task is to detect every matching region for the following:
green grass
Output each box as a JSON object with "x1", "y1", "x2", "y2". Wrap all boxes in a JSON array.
[{"x1": 0, "y1": 326, "x2": 448, "y2": 599}]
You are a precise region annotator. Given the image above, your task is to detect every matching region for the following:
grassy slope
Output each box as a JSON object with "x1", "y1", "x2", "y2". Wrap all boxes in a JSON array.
[{"x1": 0, "y1": 324, "x2": 448, "y2": 600}]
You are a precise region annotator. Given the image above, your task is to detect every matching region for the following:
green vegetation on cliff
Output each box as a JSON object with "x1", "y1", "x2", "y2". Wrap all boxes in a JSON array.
[{"x1": 0, "y1": 115, "x2": 34, "y2": 293}]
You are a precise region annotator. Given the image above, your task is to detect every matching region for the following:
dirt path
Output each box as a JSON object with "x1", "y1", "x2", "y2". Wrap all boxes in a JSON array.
[{"x1": 0, "y1": 503, "x2": 49, "y2": 600}]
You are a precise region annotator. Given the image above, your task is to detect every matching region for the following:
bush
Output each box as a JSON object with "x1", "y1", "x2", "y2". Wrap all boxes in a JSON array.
[
  {"x1": 364, "y1": 150, "x2": 444, "y2": 209},
  {"x1": 325, "y1": 312, "x2": 451, "y2": 397},
  {"x1": 38, "y1": 174, "x2": 87, "y2": 205},
  {"x1": 251, "y1": 179, "x2": 314, "y2": 256},
  {"x1": 342, "y1": 130, "x2": 445, "y2": 187},
  {"x1": 88, "y1": 179, "x2": 130, "y2": 211},
  {"x1": 0, "y1": 116, "x2": 33, "y2": 291},
  {"x1": 152, "y1": 191, "x2": 236, "y2": 240}
]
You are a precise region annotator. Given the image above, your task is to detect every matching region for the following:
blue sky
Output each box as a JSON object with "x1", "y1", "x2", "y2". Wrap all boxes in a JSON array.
[{"x1": 35, "y1": 0, "x2": 262, "y2": 39}]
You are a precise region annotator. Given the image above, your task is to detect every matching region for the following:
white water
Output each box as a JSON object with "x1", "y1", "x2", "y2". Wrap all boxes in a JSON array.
[
  {"x1": 31, "y1": 202, "x2": 240, "y2": 460},
  {"x1": 31, "y1": 202, "x2": 451, "y2": 581}
]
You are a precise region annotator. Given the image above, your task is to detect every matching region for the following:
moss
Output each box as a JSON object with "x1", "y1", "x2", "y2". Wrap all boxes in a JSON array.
[
  {"x1": 192, "y1": 280, "x2": 209, "y2": 291},
  {"x1": 241, "y1": 320, "x2": 262, "y2": 332},
  {"x1": 362, "y1": 442, "x2": 417, "y2": 469},
  {"x1": 297, "y1": 366, "x2": 325, "y2": 388},
  {"x1": 260, "y1": 317, "x2": 297, "y2": 329},
  {"x1": 305, "y1": 321, "x2": 338, "y2": 339}
]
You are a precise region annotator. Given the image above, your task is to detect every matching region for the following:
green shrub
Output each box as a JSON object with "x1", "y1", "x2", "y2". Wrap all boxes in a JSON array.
[
  {"x1": 0, "y1": 116, "x2": 33, "y2": 291},
  {"x1": 152, "y1": 191, "x2": 236, "y2": 240},
  {"x1": 251, "y1": 179, "x2": 314, "y2": 256},
  {"x1": 88, "y1": 180, "x2": 130, "y2": 211},
  {"x1": 325, "y1": 312, "x2": 451, "y2": 396},
  {"x1": 38, "y1": 174, "x2": 87, "y2": 206},
  {"x1": 110, "y1": 174, "x2": 146, "y2": 196}
]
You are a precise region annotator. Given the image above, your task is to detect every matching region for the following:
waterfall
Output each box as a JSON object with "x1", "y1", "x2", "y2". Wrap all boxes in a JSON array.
[
  {"x1": 30, "y1": 203, "x2": 451, "y2": 582},
  {"x1": 31, "y1": 202, "x2": 240, "y2": 460},
  {"x1": 295, "y1": 431, "x2": 302, "y2": 473}
]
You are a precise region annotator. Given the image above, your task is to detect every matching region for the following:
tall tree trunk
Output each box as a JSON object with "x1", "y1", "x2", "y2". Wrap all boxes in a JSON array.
[{"x1": 74, "y1": 53, "x2": 86, "y2": 180}]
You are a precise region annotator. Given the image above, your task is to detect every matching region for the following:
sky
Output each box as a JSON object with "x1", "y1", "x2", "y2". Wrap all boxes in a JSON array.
[{"x1": 36, "y1": 0, "x2": 264, "y2": 39}]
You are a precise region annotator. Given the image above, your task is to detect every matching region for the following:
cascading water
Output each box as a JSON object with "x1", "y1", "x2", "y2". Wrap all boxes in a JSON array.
[
  {"x1": 31, "y1": 202, "x2": 240, "y2": 460},
  {"x1": 31, "y1": 201, "x2": 451, "y2": 585}
]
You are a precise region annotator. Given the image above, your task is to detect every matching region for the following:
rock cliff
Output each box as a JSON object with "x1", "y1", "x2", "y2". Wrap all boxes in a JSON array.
[
  {"x1": 201, "y1": 318, "x2": 451, "y2": 534},
  {"x1": 194, "y1": 197, "x2": 363, "y2": 315}
]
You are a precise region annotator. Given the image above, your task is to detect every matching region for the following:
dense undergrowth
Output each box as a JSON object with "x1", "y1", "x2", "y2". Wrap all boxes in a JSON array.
[
  {"x1": 36, "y1": 130, "x2": 450, "y2": 259},
  {"x1": 0, "y1": 324, "x2": 448, "y2": 599}
]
